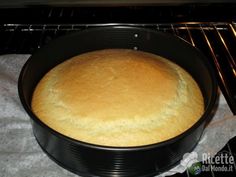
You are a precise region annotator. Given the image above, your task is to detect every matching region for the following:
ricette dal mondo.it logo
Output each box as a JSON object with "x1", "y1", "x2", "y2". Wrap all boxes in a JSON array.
[{"x1": 181, "y1": 151, "x2": 235, "y2": 175}]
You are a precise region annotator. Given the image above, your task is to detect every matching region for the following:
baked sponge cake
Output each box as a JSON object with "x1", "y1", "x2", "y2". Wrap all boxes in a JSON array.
[{"x1": 31, "y1": 49, "x2": 204, "y2": 147}]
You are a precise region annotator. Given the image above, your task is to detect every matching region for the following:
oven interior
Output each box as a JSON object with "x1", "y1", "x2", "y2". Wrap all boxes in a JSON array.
[{"x1": 0, "y1": 2, "x2": 235, "y2": 176}]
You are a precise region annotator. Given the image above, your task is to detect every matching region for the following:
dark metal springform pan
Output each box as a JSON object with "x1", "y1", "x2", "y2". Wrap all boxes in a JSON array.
[{"x1": 18, "y1": 26, "x2": 218, "y2": 176}]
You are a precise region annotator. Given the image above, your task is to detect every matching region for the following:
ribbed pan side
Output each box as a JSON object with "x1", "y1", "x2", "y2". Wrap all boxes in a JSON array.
[{"x1": 32, "y1": 119, "x2": 205, "y2": 177}]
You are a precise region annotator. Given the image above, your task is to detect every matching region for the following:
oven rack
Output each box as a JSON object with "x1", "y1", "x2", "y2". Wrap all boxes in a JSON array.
[
  {"x1": 1, "y1": 22, "x2": 235, "y2": 54},
  {"x1": 1, "y1": 22, "x2": 236, "y2": 115}
]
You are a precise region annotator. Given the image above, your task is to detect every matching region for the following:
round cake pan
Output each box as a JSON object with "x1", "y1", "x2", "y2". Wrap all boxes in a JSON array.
[{"x1": 18, "y1": 26, "x2": 218, "y2": 177}]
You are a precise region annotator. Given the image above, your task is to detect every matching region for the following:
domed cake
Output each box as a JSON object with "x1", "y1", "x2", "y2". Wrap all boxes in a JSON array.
[{"x1": 31, "y1": 49, "x2": 204, "y2": 147}]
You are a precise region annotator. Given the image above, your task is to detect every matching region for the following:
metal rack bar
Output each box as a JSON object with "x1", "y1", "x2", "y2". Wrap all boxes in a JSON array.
[
  {"x1": 1, "y1": 22, "x2": 234, "y2": 32},
  {"x1": 200, "y1": 24, "x2": 236, "y2": 114},
  {"x1": 185, "y1": 24, "x2": 195, "y2": 47},
  {"x1": 213, "y1": 24, "x2": 236, "y2": 70},
  {"x1": 229, "y1": 23, "x2": 236, "y2": 39},
  {"x1": 200, "y1": 25, "x2": 225, "y2": 81}
]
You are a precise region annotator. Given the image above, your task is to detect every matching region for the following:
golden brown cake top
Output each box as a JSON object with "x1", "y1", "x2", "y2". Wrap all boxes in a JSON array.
[{"x1": 32, "y1": 49, "x2": 204, "y2": 147}]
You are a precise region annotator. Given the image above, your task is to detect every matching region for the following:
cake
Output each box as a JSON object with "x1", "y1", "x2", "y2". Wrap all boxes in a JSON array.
[{"x1": 31, "y1": 49, "x2": 204, "y2": 147}]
